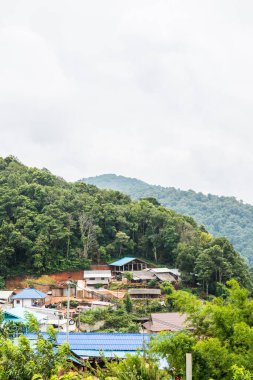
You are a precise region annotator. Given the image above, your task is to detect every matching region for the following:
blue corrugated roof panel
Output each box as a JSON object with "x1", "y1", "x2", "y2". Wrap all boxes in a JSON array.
[
  {"x1": 12, "y1": 288, "x2": 47, "y2": 299},
  {"x1": 72, "y1": 350, "x2": 134, "y2": 358},
  {"x1": 25, "y1": 332, "x2": 152, "y2": 352},
  {"x1": 109, "y1": 257, "x2": 136, "y2": 266}
]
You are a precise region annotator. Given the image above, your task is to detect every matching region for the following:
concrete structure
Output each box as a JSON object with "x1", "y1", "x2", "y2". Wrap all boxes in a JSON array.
[
  {"x1": 51, "y1": 284, "x2": 75, "y2": 297},
  {"x1": 75, "y1": 280, "x2": 87, "y2": 298},
  {"x1": 128, "y1": 288, "x2": 161, "y2": 299},
  {"x1": 110, "y1": 257, "x2": 148, "y2": 273},
  {"x1": 83, "y1": 270, "x2": 112, "y2": 287},
  {"x1": 143, "y1": 312, "x2": 188, "y2": 333},
  {"x1": 12, "y1": 288, "x2": 47, "y2": 307}
]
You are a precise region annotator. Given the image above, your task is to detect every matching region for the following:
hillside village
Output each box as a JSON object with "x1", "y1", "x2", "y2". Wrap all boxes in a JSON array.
[
  {"x1": 0, "y1": 257, "x2": 186, "y2": 366},
  {"x1": 1, "y1": 158, "x2": 253, "y2": 378}
]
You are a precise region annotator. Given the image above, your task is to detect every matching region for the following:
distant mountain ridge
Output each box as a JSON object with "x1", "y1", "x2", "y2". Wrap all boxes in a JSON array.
[{"x1": 83, "y1": 174, "x2": 253, "y2": 263}]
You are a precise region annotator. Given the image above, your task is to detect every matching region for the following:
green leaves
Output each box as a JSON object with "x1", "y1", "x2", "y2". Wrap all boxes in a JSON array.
[
  {"x1": 152, "y1": 281, "x2": 253, "y2": 379},
  {"x1": 0, "y1": 156, "x2": 251, "y2": 296}
]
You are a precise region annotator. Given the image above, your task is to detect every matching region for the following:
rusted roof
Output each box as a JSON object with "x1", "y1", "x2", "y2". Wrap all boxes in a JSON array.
[
  {"x1": 143, "y1": 312, "x2": 188, "y2": 332},
  {"x1": 132, "y1": 271, "x2": 156, "y2": 281}
]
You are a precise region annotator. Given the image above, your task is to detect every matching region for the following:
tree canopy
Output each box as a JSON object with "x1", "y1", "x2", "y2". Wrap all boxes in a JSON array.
[
  {"x1": 84, "y1": 173, "x2": 253, "y2": 264},
  {"x1": 0, "y1": 156, "x2": 251, "y2": 294},
  {"x1": 151, "y1": 280, "x2": 253, "y2": 379}
]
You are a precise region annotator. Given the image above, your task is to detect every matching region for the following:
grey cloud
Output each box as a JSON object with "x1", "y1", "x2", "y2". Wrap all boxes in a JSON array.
[{"x1": 1, "y1": 0, "x2": 253, "y2": 202}]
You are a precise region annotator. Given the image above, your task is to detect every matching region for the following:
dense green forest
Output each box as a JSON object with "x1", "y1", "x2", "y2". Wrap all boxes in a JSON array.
[
  {"x1": 0, "y1": 156, "x2": 251, "y2": 294},
  {"x1": 83, "y1": 174, "x2": 253, "y2": 263}
]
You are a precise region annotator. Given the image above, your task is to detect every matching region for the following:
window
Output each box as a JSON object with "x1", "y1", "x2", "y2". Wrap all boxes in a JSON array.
[
  {"x1": 89, "y1": 278, "x2": 95, "y2": 280},
  {"x1": 16, "y1": 300, "x2": 20, "y2": 304},
  {"x1": 101, "y1": 277, "x2": 105, "y2": 280}
]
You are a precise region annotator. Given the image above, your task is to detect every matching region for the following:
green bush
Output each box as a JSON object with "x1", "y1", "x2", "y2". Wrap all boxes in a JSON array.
[{"x1": 62, "y1": 300, "x2": 79, "y2": 308}]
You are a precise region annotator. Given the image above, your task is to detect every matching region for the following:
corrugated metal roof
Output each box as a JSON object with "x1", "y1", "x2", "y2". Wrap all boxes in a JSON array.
[
  {"x1": 143, "y1": 312, "x2": 188, "y2": 332},
  {"x1": 168, "y1": 269, "x2": 181, "y2": 277},
  {"x1": 150, "y1": 268, "x2": 181, "y2": 277},
  {"x1": 150, "y1": 268, "x2": 171, "y2": 273},
  {"x1": 12, "y1": 288, "x2": 47, "y2": 300},
  {"x1": 25, "y1": 332, "x2": 152, "y2": 353},
  {"x1": 128, "y1": 288, "x2": 161, "y2": 295},
  {"x1": 132, "y1": 271, "x2": 155, "y2": 281},
  {"x1": 109, "y1": 257, "x2": 137, "y2": 266},
  {"x1": 72, "y1": 350, "x2": 133, "y2": 358},
  {"x1": 154, "y1": 273, "x2": 176, "y2": 282}
]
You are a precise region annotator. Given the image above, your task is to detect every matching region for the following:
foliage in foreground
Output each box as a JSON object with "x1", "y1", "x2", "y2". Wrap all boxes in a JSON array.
[
  {"x1": 151, "y1": 280, "x2": 253, "y2": 379},
  {"x1": 87, "y1": 352, "x2": 168, "y2": 380},
  {"x1": 0, "y1": 334, "x2": 72, "y2": 380},
  {"x1": 2, "y1": 282, "x2": 253, "y2": 379}
]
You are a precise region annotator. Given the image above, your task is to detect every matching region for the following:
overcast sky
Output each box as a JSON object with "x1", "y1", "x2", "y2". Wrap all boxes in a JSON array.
[{"x1": 1, "y1": 1, "x2": 253, "y2": 203}]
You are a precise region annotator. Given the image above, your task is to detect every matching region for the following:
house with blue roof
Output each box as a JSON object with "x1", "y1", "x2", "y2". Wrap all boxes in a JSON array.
[
  {"x1": 25, "y1": 332, "x2": 152, "y2": 359},
  {"x1": 109, "y1": 257, "x2": 148, "y2": 274},
  {"x1": 12, "y1": 288, "x2": 47, "y2": 307},
  {"x1": 4, "y1": 307, "x2": 47, "y2": 328}
]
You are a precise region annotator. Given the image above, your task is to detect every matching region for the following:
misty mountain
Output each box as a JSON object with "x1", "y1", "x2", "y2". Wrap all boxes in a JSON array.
[{"x1": 83, "y1": 174, "x2": 253, "y2": 263}]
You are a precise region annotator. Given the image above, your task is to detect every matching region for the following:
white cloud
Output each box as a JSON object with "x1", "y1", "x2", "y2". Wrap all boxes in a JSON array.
[{"x1": 1, "y1": 0, "x2": 253, "y2": 202}]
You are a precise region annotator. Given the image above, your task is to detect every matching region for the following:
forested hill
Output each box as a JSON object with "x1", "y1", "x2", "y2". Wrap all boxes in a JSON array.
[
  {"x1": 0, "y1": 156, "x2": 251, "y2": 293},
  {"x1": 83, "y1": 174, "x2": 253, "y2": 263}
]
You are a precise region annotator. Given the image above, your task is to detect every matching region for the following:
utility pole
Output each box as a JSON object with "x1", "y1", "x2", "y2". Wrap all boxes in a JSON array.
[
  {"x1": 186, "y1": 353, "x2": 192, "y2": 380},
  {"x1": 66, "y1": 280, "x2": 70, "y2": 343},
  {"x1": 78, "y1": 311, "x2": 80, "y2": 332}
]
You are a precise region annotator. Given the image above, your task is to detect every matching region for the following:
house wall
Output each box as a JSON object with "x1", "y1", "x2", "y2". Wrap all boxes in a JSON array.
[
  {"x1": 52, "y1": 288, "x2": 76, "y2": 297},
  {"x1": 85, "y1": 278, "x2": 110, "y2": 286},
  {"x1": 14, "y1": 299, "x2": 32, "y2": 307}
]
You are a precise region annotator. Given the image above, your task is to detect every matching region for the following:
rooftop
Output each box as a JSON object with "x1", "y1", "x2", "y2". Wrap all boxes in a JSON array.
[
  {"x1": 143, "y1": 312, "x2": 188, "y2": 332},
  {"x1": 25, "y1": 332, "x2": 152, "y2": 358},
  {"x1": 150, "y1": 268, "x2": 171, "y2": 273},
  {"x1": 154, "y1": 273, "x2": 177, "y2": 282},
  {"x1": 12, "y1": 288, "x2": 47, "y2": 300},
  {"x1": 109, "y1": 257, "x2": 137, "y2": 266},
  {"x1": 167, "y1": 269, "x2": 181, "y2": 277},
  {"x1": 132, "y1": 271, "x2": 155, "y2": 281}
]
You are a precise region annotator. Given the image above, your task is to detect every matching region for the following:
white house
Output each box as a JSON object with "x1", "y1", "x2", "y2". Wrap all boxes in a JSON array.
[
  {"x1": 11, "y1": 288, "x2": 47, "y2": 307},
  {"x1": 83, "y1": 270, "x2": 112, "y2": 288},
  {"x1": 4, "y1": 306, "x2": 76, "y2": 333}
]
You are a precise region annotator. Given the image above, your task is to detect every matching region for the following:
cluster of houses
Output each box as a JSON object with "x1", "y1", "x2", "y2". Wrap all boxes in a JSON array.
[
  {"x1": 83, "y1": 257, "x2": 180, "y2": 299},
  {"x1": 0, "y1": 257, "x2": 186, "y2": 366}
]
